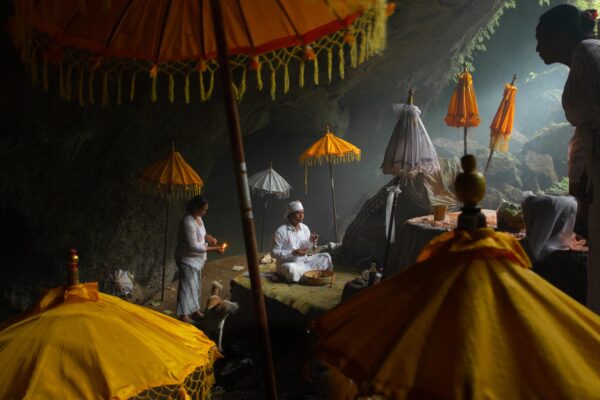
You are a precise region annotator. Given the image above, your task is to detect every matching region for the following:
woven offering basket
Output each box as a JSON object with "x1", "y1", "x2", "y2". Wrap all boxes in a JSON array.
[{"x1": 302, "y1": 270, "x2": 335, "y2": 287}]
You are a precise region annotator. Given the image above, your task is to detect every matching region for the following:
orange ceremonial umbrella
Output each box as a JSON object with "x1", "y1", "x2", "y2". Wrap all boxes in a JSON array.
[
  {"x1": 300, "y1": 125, "x2": 361, "y2": 242},
  {"x1": 313, "y1": 156, "x2": 600, "y2": 399},
  {"x1": 12, "y1": 0, "x2": 392, "y2": 105},
  {"x1": 0, "y1": 250, "x2": 220, "y2": 400},
  {"x1": 484, "y1": 75, "x2": 517, "y2": 174},
  {"x1": 444, "y1": 65, "x2": 481, "y2": 156},
  {"x1": 12, "y1": 2, "x2": 393, "y2": 397},
  {"x1": 139, "y1": 144, "x2": 203, "y2": 301}
]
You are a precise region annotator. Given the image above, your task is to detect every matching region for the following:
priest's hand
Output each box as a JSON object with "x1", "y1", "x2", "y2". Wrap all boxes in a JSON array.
[
  {"x1": 293, "y1": 248, "x2": 308, "y2": 256},
  {"x1": 309, "y1": 233, "x2": 319, "y2": 243}
]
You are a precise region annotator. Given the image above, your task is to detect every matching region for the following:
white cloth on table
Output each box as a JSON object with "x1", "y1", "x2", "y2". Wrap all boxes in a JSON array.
[
  {"x1": 562, "y1": 39, "x2": 600, "y2": 314},
  {"x1": 271, "y1": 223, "x2": 333, "y2": 282},
  {"x1": 174, "y1": 214, "x2": 208, "y2": 315},
  {"x1": 521, "y1": 194, "x2": 577, "y2": 262}
]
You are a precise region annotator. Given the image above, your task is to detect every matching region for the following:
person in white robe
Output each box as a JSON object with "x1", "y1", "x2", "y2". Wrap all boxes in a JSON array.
[
  {"x1": 271, "y1": 201, "x2": 333, "y2": 282},
  {"x1": 536, "y1": 4, "x2": 600, "y2": 313},
  {"x1": 174, "y1": 195, "x2": 225, "y2": 322}
]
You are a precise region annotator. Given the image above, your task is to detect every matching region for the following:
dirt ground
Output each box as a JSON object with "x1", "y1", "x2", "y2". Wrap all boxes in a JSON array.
[
  {"x1": 143, "y1": 252, "x2": 334, "y2": 399},
  {"x1": 144, "y1": 253, "x2": 256, "y2": 316}
]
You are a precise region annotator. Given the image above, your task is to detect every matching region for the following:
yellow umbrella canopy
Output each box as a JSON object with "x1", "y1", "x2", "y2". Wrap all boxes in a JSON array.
[
  {"x1": 139, "y1": 145, "x2": 203, "y2": 199},
  {"x1": 444, "y1": 66, "x2": 481, "y2": 156},
  {"x1": 299, "y1": 126, "x2": 361, "y2": 241},
  {"x1": 139, "y1": 145, "x2": 203, "y2": 301},
  {"x1": 485, "y1": 75, "x2": 518, "y2": 174},
  {"x1": 313, "y1": 227, "x2": 600, "y2": 399},
  {"x1": 12, "y1": 0, "x2": 393, "y2": 104},
  {"x1": 0, "y1": 251, "x2": 219, "y2": 400}
]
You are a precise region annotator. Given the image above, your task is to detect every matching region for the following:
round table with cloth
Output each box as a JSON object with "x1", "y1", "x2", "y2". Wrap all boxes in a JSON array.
[{"x1": 383, "y1": 209, "x2": 504, "y2": 278}]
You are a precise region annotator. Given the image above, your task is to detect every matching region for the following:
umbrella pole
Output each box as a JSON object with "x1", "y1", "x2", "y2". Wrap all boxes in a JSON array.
[
  {"x1": 210, "y1": 1, "x2": 278, "y2": 399},
  {"x1": 161, "y1": 198, "x2": 170, "y2": 302},
  {"x1": 464, "y1": 126, "x2": 468, "y2": 156},
  {"x1": 382, "y1": 188, "x2": 399, "y2": 274},
  {"x1": 261, "y1": 198, "x2": 268, "y2": 252},
  {"x1": 329, "y1": 161, "x2": 339, "y2": 243},
  {"x1": 484, "y1": 136, "x2": 499, "y2": 175}
]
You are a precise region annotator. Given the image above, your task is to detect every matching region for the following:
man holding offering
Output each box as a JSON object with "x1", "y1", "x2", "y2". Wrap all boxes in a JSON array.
[{"x1": 271, "y1": 201, "x2": 333, "y2": 282}]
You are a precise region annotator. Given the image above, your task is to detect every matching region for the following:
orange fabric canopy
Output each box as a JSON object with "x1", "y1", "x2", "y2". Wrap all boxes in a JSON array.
[
  {"x1": 139, "y1": 146, "x2": 203, "y2": 199},
  {"x1": 489, "y1": 82, "x2": 517, "y2": 152},
  {"x1": 314, "y1": 228, "x2": 600, "y2": 399},
  {"x1": 13, "y1": 0, "x2": 392, "y2": 104},
  {"x1": 299, "y1": 129, "x2": 361, "y2": 166},
  {"x1": 444, "y1": 69, "x2": 481, "y2": 128}
]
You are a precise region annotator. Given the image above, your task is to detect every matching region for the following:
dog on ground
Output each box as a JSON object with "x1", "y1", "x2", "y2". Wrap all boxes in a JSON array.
[{"x1": 196, "y1": 281, "x2": 239, "y2": 351}]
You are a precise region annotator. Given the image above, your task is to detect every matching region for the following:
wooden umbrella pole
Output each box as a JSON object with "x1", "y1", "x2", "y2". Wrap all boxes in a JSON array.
[
  {"x1": 210, "y1": 1, "x2": 278, "y2": 399},
  {"x1": 260, "y1": 198, "x2": 268, "y2": 252},
  {"x1": 382, "y1": 187, "x2": 399, "y2": 274},
  {"x1": 464, "y1": 126, "x2": 468, "y2": 156},
  {"x1": 329, "y1": 160, "x2": 339, "y2": 243},
  {"x1": 161, "y1": 197, "x2": 170, "y2": 302},
  {"x1": 484, "y1": 136, "x2": 499, "y2": 175}
]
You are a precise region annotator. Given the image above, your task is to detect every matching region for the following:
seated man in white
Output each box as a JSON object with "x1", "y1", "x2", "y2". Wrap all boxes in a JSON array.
[{"x1": 271, "y1": 200, "x2": 333, "y2": 282}]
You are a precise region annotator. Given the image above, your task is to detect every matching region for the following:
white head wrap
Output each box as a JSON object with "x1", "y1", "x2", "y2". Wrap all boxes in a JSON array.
[{"x1": 285, "y1": 200, "x2": 304, "y2": 218}]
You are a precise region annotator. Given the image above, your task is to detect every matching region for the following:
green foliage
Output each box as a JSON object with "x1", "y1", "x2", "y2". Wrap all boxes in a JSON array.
[
  {"x1": 546, "y1": 176, "x2": 570, "y2": 196},
  {"x1": 451, "y1": 1, "x2": 516, "y2": 77}
]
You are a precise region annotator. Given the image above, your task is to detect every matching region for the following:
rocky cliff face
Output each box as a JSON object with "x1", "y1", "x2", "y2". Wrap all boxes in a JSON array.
[{"x1": 0, "y1": 0, "x2": 512, "y2": 314}]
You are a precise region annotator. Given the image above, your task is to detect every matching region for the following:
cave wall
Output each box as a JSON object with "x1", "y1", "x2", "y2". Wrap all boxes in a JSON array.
[{"x1": 0, "y1": 0, "x2": 511, "y2": 313}]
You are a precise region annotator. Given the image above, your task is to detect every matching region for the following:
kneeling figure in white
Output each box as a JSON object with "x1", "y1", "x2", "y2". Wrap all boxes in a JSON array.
[{"x1": 271, "y1": 201, "x2": 333, "y2": 282}]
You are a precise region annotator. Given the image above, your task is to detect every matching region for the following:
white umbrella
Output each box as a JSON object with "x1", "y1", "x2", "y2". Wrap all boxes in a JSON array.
[
  {"x1": 248, "y1": 163, "x2": 292, "y2": 251},
  {"x1": 380, "y1": 89, "x2": 440, "y2": 271}
]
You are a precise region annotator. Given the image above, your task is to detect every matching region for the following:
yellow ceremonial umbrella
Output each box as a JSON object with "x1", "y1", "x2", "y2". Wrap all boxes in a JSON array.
[
  {"x1": 444, "y1": 65, "x2": 481, "y2": 156},
  {"x1": 484, "y1": 75, "x2": 518, "y2": 174},
  {"x1": 139, "y1": 144, "x2": 203, "y2": 301},
  {"x1": 300, "y1": 126, "x2": 361, "y2": 242},
  {"x1": 313, "y1": 156, "x2": 600, "y2": 399},
  {"x1": 0, "y1": 250, "x2": 219, "y2": 400}
]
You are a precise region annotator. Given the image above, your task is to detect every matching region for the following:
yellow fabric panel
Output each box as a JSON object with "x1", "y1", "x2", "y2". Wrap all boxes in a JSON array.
[
  {"x1": 0, "y1": 282, "x2": 220, "y2": 400},
  {"x1": 299, "y1": 132, "x2": 361, "y2": 166},
  {"x1": 314, "y1": 228, "x2": 600, "y2": 399},
  {"x1": 489, "y1": 83, "x2": 517, "y2": 153},
  {"x1": 444, "y1": 70, "x2": 481, "y2": 128}
]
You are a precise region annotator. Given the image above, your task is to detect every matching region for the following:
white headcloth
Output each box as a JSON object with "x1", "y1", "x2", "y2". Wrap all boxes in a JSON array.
[{"x1": 285, "y1": 200, "x2": 304, "y2": 218}]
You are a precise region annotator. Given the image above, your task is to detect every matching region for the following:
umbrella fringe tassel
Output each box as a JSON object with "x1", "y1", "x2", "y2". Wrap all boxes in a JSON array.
[{"x1": 17, "y1": 4, "x2": 389, "y2": 104}]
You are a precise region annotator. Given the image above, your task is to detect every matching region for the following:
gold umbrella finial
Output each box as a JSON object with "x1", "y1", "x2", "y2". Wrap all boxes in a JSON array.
[
  {"x1": 510, "y1": 74, "x2": 517, "y2": 86},
  {"x1": 326, "y1": 124, "x2": 331, "y2": 134},
  {"x1": 455, "y1": 155, "x2": 487, "y2": 229},
  {"x1": 67, "y1": 248, "x2": 80, "y2": 286},
  {"x1": 407, "y1": 88, "x2": 414, "y2": 105}
]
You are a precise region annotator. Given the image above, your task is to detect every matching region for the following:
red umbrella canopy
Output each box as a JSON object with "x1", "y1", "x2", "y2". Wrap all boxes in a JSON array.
[{"x1": 13, "y1": 0, "x2": 394, "y2": 104}]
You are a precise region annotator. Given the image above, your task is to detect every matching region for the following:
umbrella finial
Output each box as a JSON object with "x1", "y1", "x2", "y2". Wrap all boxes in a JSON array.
[
  {"x1": 407, "y1": 88, "x2": 414, "y2": 105},
  {"x1": 270, "y1": 161, "x2": 273, "y2": 169},
  {"x1": 171, "y1": 142, "x2": 175, "y2": 152},
  {"x1": 463, "y1": 63, "x2": 467, "y2": 72},
  {"x1": 67, "y1": 249, "x2": 80, "y2": 286},
  {"x1": 326, "y1": 124, "x2": 331, "y2": 134},
  {"x1": 510, "y1": 74, "x2": 517, "y2": 86},
  {"x1": 455, "y1": 155, "x2": 487, "y2": 230}
]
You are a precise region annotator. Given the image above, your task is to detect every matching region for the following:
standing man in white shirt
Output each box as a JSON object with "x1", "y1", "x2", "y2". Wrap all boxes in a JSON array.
[{"x1": 271, "y1": 201, "x2": 333, "y2": 282}]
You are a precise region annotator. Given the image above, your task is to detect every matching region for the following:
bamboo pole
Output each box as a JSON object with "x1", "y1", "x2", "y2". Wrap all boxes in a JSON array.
[
  {"x1": 328, "y1": 160, "x2": 339, "y2": 243},
  {"x1": 260, "y1": 198, "x2": 268, "y2": 252},
  {"x1": 210, "y1": 1, "x2": 278, "y2": 398},
  {"x1": 382, "y1": 184, "x2": 400, "y2": 273},
  {"x1": 161, "y1": 197, "x2": 170, "y2": 301}
]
